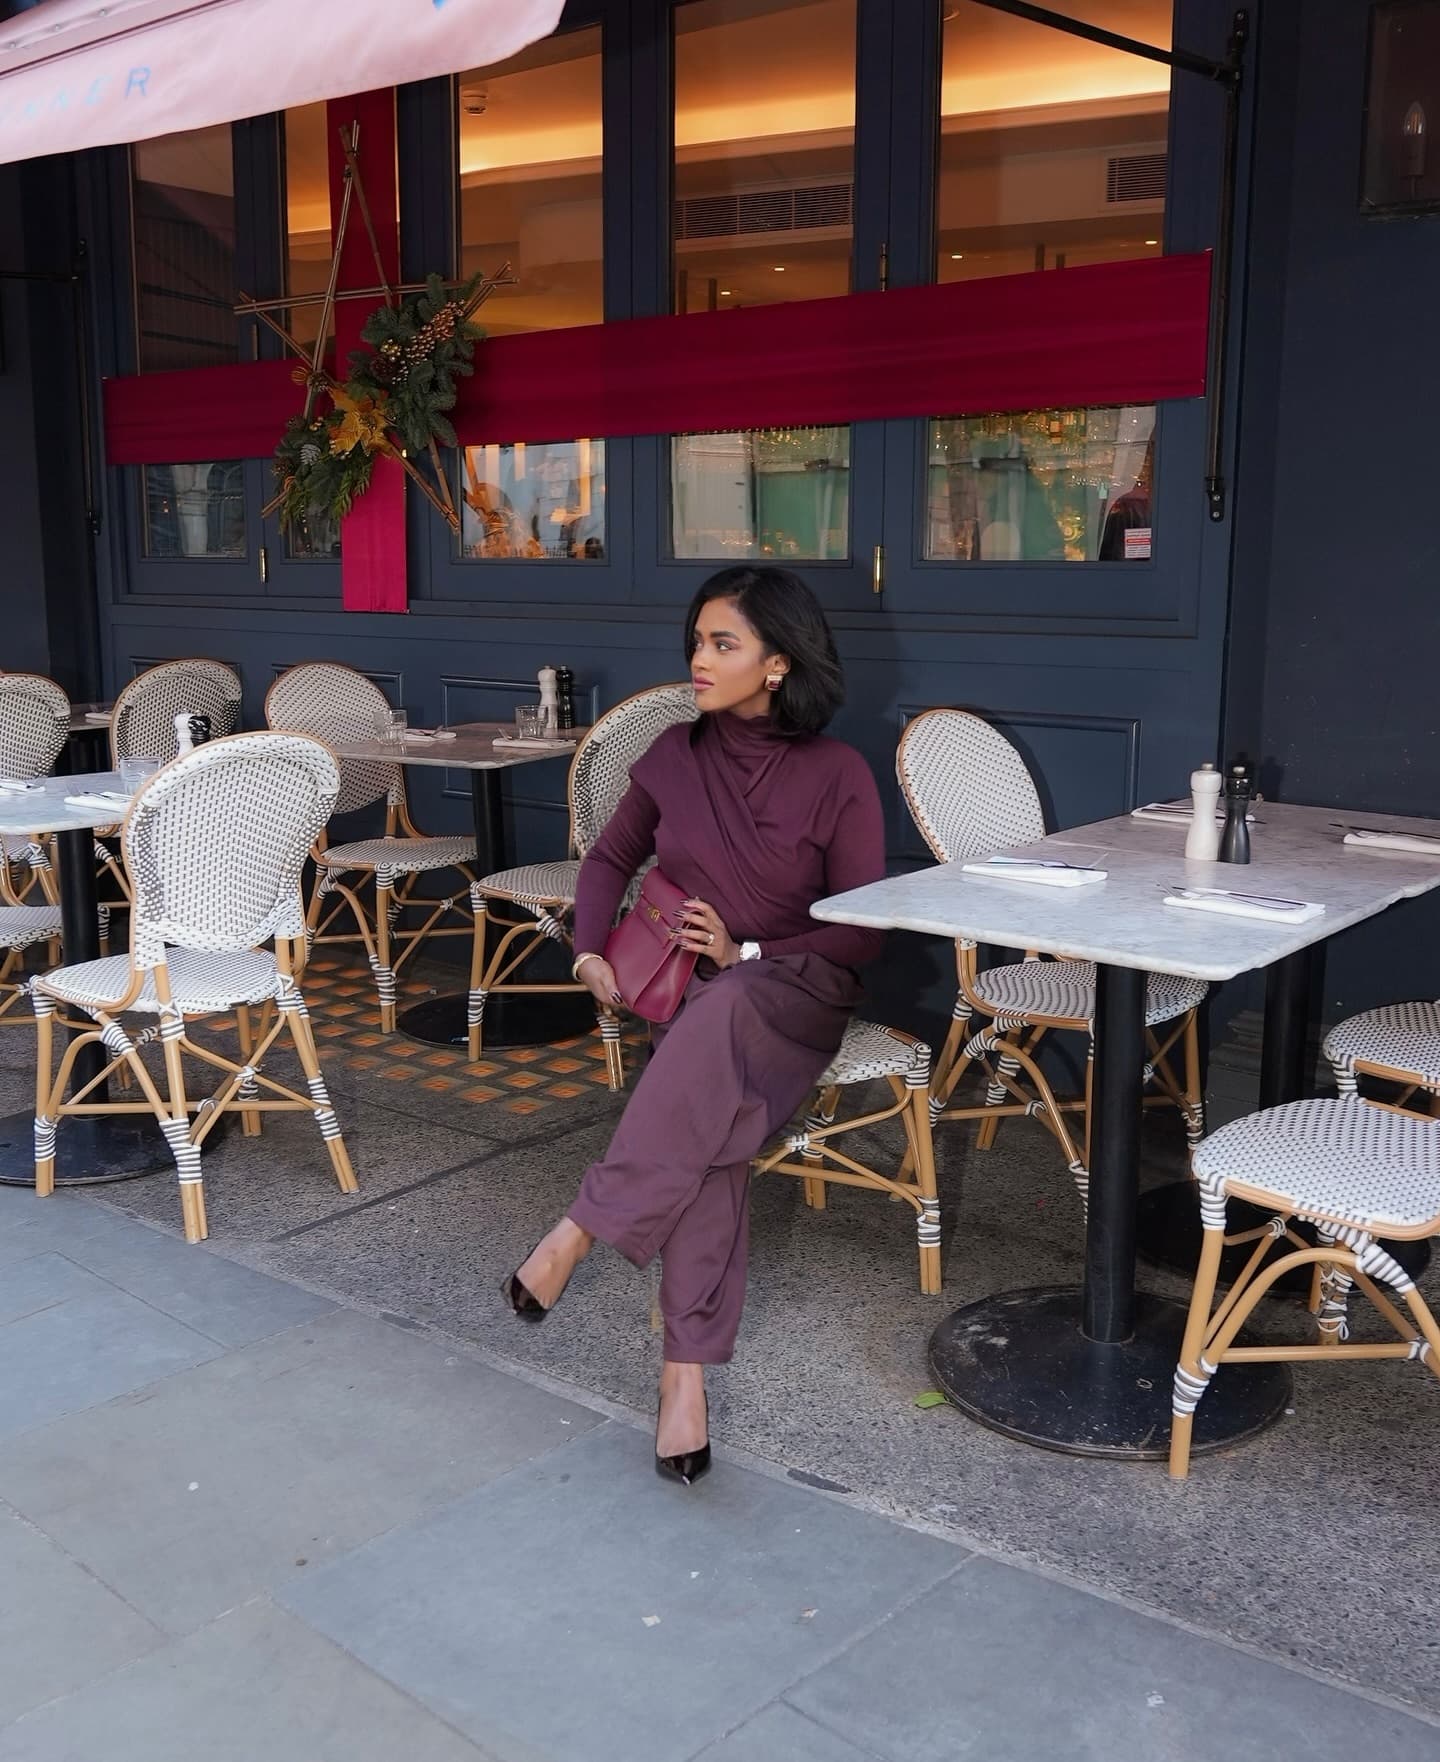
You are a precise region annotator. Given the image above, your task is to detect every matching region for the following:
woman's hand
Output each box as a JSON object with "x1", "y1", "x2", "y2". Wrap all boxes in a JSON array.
[
  {"x1": 574, "y1": 955, "x2": 624, "y2": 1011},
  {"x1": 675, "y1": 898, "x2": 739, "y2": 968}
]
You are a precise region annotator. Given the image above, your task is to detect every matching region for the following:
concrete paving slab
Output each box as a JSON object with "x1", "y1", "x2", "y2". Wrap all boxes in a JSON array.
[
  {"x1": 0, "y1": 1598, "x2": 491, "y2": 1762},
  {"x1": 281, "y1": 1421, "x2": 967, "y2": 1762},
  {"x1": 0, "y1": 1308, "x2": 599, "y2": 1635},
  {"x1": 698, "y1": 1702, "x2": 886, "y2": 1762}
]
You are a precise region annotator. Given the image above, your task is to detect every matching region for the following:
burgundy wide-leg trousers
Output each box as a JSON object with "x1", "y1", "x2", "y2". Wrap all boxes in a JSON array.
[{"x1": 568, "y1": 956, "x2": 853, "y2": 1363}]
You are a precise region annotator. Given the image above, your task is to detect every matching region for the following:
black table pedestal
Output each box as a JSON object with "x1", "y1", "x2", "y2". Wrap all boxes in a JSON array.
[
  {"x1": 396, "y1": 765, "x2": 599, "y2": 1052},
  {"x1": 927, "y1": 964, "x2": 1291, "y2": 1459}
]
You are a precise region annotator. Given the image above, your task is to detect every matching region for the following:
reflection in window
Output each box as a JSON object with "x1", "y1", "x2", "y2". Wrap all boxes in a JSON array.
[
  {"x1": 460, "y1": 442, "x2": 605, "y2": 559},
  {"x1": 285, "y1": 512, "x2": 342, "y2": 561},
  {"x1": 673, "y1": 0, "x2": 856, "y2": 314},
  {"x1": 937, "y1": 1, "x2": 1170, "y2": 284},
  {"x1": 284, "y1": 101, "x2": 333, "y2": 352},
  {"x1": 457, "y1": 29, "x2": 603, "y2": 335},
  {"x1": 925, "y1": 407, "x2": 1154, "y2": 562},
  {"x1": 672, "y1": 429, "x2": 850, "y2": 561},
  {"x1": 132, "y1": 125, "x2": 238, "y2": 372},
  {"x1": 142, "y1": 463, "x2": 246, "y2": 559}
]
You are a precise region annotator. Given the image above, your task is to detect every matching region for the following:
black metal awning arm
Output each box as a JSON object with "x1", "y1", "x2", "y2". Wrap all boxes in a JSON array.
[{"x1": 965, "y1": 0, "x2": 1238, "y2": 88}]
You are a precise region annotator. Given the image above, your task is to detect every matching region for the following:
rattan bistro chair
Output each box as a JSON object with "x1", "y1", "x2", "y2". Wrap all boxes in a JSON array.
[
  {"x1": 896, "y1": 708, "x2": 1207, "y2": 1212},
  {"x1": 467, "y1": 683, "x2": 699, "y2": 1084},
  {"x1": 1324, "y1": 1001, "x2": 1440, "y2": 1108},
  {"x1": 30, "y1": 733, "x2": 357, "y2": 1244},
  {"x1": 0, "y1": 671, "x2": 69, "y2": 904},
  {"x1": 753, "y1": 1021, "x2": 942, "y2": 1294},
  {"x1": 1169, "y1": 1096, "x2": 1440, "y2": 1478},
  {"x1": 266, "y1": 662, "x2": 477, "y2": 1032}
]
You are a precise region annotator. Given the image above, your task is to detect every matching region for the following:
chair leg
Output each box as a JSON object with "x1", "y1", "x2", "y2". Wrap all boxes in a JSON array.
[
  {"x1": 284, "y1": 989, "x2": 359, "y2": 1194},
  {"x1": 32, "y1": 993, "x2": 56, "y2": 1197},
  {"x1": 234, "y1": 1004, "x2": 262, "y2": 1137},
  {"x1": 598, "y1": 1008, "x2": 624, "y2": 1091},
  {"x1": 157, "y1": 1016, "x2": 208, "y2": 1244},
  {"x1": 976, "y1": 1031, "x2": 1020, "y2": 1150},
  {"x1": 373, "y1": 875, "x2": 397, "y2": 1033},
  {"x1": 1182, "y1": 1011, "x2": 1205, "y2": 1145},
  {"x1": 907, "y1": 1077, "x2": 942, "y2": 1296},
  {"x1": 1168, "y1": 1216, "x2": 1226, "y2": 1479},
  {"x1": 802, "y1": 1085, "x2": 840, "y2": 1210},
  {"x1": 467, "y1": 893, "x2": 487, "y2": 1062}
]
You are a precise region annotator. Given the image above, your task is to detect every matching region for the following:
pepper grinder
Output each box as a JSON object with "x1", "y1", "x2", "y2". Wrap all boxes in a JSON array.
[
  {"x1": 555, "y1": 666, "x2": 575, "y2": 732},
  {"x1": 173, "y1": 711, "x2": 212, "y2": 756},
  {"x1": 1218, "y1": 762, "x2": 1253, "y2": 864},
  {"x1": 1184, "y1": 761, "x2": 1222, "y2": 862},
  {"x1": 537, "y1": 666, "x2": 559, "y2": 737}
]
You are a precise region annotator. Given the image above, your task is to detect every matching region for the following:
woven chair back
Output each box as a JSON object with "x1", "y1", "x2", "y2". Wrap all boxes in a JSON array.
[
  {"x1": 123, "y1": 733, "x2": 339, "y2": 968},
  {"x1": 0, "y1": 672, "x2": 68, "y2": 779},
  {"x1": 112, "y1": 659, "x2": 243, "y2": 764},
  {"x1": 265, "y1": 662, "x2": 401, "y2": 818},
  {"x1": 896, "y1": 707, "x2": 1046, "y2": 864},
  {"x1": 568, "y1": 683, "x2": 698, "y2": 857}
]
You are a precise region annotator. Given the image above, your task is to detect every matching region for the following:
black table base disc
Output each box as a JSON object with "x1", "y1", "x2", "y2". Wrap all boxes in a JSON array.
[
  {"x1": 1136, "y1": 1180, "x2": 1431, "y2": 1296},
  {"x1": 928, "y1": 1285, "x2": 1292, "y2": 1460},
  {"x1": 0, "y1": 1112, "x2": 166, "y2": 1187},
  {"x1": 397, "y1": 990, "x2": 599, "y2": 1052}
]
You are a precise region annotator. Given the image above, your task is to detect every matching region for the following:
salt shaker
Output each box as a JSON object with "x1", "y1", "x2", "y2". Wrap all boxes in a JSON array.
[
  {"x1": 537, "y1": 667, "x2": 559, "y2": 737},
  {"x1": 1184, "y1": 762, "x2": 1221, "y2": 862},
  {"x1": 1218, "y1": 763, "x2": 1253, "y2": 864}
]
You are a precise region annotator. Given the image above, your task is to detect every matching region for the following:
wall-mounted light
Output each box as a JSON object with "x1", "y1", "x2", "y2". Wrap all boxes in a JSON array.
[{"x1": 1403, "y1": 100, "x2": 1428, "y2": 179}]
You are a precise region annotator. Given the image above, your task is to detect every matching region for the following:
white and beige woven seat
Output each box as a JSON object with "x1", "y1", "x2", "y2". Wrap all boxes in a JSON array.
[
  {"x1": 31, "y1": 733, "x2": 357, "y2": 1243},
  {"x1": 467, "y1": 683, "x2": 699, "y2": 1083},
  {"x1": 0, "y1": 903, "x2": 63, "y2": 1025},
  {"x1": 0, "y1": 671, "x2": 69, "y2": 905},
  {"x1": 753, "y1": 1021, "x2": 942, "y2": 1294},
  {"x1": 1323, "y1": 1000, "x2": 1440, "y2": 1102},
  {"x1": 896, "y1": 707, "x2": 1206, "y2": 1212},
  {"x1": 266, "y1": 662, "x2": 478, "y2": 1032},
  {"x1": 1169, "y1": 1096, "x2": 1440, "y2": 1478}
]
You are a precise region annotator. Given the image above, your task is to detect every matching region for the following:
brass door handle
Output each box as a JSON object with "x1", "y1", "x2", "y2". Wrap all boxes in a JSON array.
[{"x1": 872, "y1": 543, "x2": 884, "y2": 595}]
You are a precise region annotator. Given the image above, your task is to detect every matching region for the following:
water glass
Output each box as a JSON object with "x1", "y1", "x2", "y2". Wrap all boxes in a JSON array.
[
  {"x1": 119, "y1": 755, "x2": 162, "y2": 791},
  {"x1": 373, "y1": 708, "x2": 407, "y2": 747},
  {"x1": 514, "y1": 705, "x2": 544, "y2": 741}
]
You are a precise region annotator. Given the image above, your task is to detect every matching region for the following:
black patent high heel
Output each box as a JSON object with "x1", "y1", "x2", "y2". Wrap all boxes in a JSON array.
[
  {"x1": 656, "y1": 1391, "x2": 711, "y2": 1486},
  {"x1": 503, "y1": 1240, "x2": 554, "y2": 1322}
]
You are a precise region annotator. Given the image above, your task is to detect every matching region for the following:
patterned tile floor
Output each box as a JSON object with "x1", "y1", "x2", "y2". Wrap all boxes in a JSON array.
[{"x1": 193, "y1": 952, "x2": 649, "y2": 1123}]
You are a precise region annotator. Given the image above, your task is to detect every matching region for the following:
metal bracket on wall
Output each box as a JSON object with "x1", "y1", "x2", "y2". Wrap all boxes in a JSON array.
[{"x1": 966, "y1": 1, "x2": 1251, "y2": 525}]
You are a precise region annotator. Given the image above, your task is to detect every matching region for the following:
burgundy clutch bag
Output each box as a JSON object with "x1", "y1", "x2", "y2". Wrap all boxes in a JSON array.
[{"x1": 603, "y1": 866, "x2": 697, "y2": 1024}]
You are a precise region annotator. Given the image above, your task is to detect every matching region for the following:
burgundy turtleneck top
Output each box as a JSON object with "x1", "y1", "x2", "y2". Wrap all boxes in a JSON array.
[{"x1": 571, "y1": 708, "x2": 887, "y2": 973}]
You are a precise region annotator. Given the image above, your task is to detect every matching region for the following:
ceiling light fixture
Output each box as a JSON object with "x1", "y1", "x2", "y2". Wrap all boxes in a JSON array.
[
  {"x1": 1144, "y1": 238, "x2": 1159, "y2": 245},
  {"x1": 773, "y1": 265, "x2": 785, "y2": 272},
  {"x1": 950, "y1": 252, "x2": 964, "y2": 260}
]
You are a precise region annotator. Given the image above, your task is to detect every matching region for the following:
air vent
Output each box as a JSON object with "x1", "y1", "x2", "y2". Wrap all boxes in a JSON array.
[
  {"x1": 675, "y1": 181, "x2": 854, "y2": 241},
  {"x1": 1106, "y1": 151, "x2": 1167, "y2": 203}
]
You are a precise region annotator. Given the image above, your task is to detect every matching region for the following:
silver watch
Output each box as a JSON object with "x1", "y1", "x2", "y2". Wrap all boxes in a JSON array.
[{"x1": 739, "y1": 940, "x2": 762, "y2": 962}]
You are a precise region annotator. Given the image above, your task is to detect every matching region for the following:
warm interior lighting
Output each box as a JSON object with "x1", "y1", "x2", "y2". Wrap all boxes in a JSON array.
[
  {"x1": 513, "y1": 441, "x2": 527, "y2": 482},
  {"x1": 577, "y1": 438, "x2": 592, "y2": 519},
  {"x1": 773, "y1": 265, "x2": 786, "y2": 272}
]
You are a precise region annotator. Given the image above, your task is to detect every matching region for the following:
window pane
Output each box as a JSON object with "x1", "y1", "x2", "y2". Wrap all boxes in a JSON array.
[
  {"x1": 938, "y1": 1, "x2": 1170, "y2": 283},
  {"x1": 925, "y1": 407, "x2": 1154, "y2": 562},
  {"x1": 460, "y1": 441, "x2": 606, "y2": 559},
  {"x1": 284, "y1": 101, "x2": 333, "y2": 353},
  {"x1": 285, "y1": 513, "x2": 342, "y2": 561},
  {"x1": 672, "y1": 429, "x2": 850, "y2": 560},
  {"x1": 673, "y1": 0, "x2": 856, "y2": 314},
  {"x1": 457, "y1": 28, "x2": 603, "y2": 335},
  {"x1": 142, "y1": 463, "x2": 246, "y2": 559},
  {"x1": 132, "y1": 125, "x2": 238, "y2": 372}
]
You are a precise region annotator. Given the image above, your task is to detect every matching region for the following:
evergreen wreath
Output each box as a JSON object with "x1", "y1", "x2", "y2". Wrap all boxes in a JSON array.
[{"x1": 272, "y1": 271, "x2": 485, "y2": 532}]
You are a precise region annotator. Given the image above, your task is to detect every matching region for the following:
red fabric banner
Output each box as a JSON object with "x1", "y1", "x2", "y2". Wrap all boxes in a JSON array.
[
  {"x1": 103, "y1": 253, "x2": 1211, "y2": 467},
  {"x1": 328, "y1": 90, "x2": 406, "y2": 613}
]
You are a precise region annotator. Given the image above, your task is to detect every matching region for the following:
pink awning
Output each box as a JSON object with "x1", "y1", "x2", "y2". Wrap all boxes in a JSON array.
[{"x1": 0, "y1": 0, "x2": 565, "y2": 165}]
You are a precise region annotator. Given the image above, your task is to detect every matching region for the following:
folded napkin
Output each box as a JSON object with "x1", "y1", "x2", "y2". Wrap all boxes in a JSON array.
[
  {"x1": 1163, "y1": 885, "x2": 1324, "y2": 923},
  {"x1": 1131, "y1": 798, "x2": 1254, "y2": 823},
  {"x1": 64, "y1": 790, "x2": 131, "y2": 812},
  {"x1": 491, "y1": 735, "x2": 577, "y2": 751},
  {"x1": 83, "y1": 710, "x2": 113, "y2": 724},
  {"x1": 0, "y1": 778, "x2": 44, "y2": 794},
  {"x1": 401, "y1": 729, "x2": 457, "y2": 745},
  {"x1": 1342, "y1": 828, "x2": 1440, "y2": 856},
  {"x1": 961, "y1": 858, "x2": 1107, "y2": 888}
]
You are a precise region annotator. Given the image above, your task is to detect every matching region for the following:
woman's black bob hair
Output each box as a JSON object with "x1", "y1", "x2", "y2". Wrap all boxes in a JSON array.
[{"x1": 683, "y1": 565, "x2": 845, "y2": 737}]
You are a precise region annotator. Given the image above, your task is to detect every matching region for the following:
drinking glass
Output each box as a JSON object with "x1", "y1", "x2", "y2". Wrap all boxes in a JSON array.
[
  {"x1": 119, "y1": 755, "x2": 162, "y2": 791},
  {"x1": 373, "y1": 708, "x2": 407, "y2": 746},
  {"x1": 514, "y1": 705, "x2": 544, "y2": 741}
]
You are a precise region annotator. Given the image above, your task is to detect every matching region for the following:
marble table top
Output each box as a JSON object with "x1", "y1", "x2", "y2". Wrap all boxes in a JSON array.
[
  {"x1": 813, "y1": 801, "x2": 1440, "y2": 982},
  {"x1": 329, "y1": 722, "x2": 584, "y2": 773},
  {"x1": 0, "y1": 770, "x2": 134, "y2": 837}
]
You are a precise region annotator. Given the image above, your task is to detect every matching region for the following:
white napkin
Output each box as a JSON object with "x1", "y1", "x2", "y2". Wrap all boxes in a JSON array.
[
  {"x1": 491, "y1": 735, "x2": 576, "y2": 751},
  {"x1": 0, "y1": 778, "x2": 44, "y2": 794},
  {"x1": 961, "y1": 858, "x2": 1107, "y2": 888},
  {"x1": 1131, "y1": 799, "x2": 1253, "y2": 823},
  {"x1": 83, "y1": 710, "x2": 112, "y2": 724},
  {"x1": 1163, "y1": 885, "x2": 1324, "y2": 923},
  {"x1": 401, "y1": 729, "x2": 457, "y2": 745},
  {"x1": 64, "y1": 790, "x2": 131, "y2": 812},
  {"x1": 1342, "y1": 828, "x2": 1440, "y2": 856}
]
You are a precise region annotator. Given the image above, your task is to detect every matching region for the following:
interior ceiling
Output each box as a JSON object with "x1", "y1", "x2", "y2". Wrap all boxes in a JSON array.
[{"x1": 146, "y1": 0, "x2": 1174, "y2": 242}]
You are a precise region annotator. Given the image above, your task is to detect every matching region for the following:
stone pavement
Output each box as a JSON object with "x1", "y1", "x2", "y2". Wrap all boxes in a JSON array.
[{"x1": 2, "y1": 1183, "x2": 1437, "y2": 1762}]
